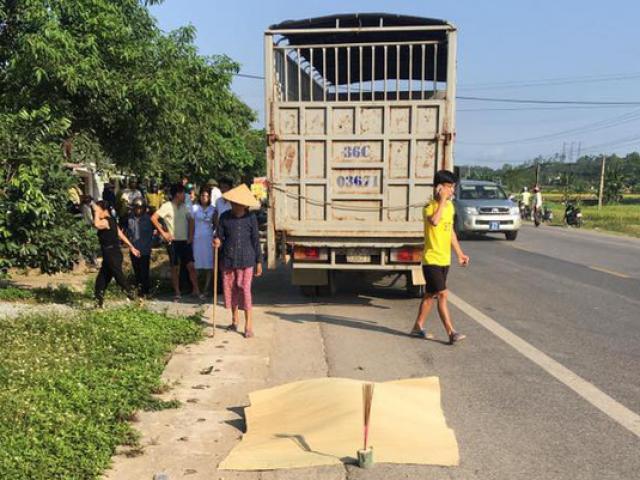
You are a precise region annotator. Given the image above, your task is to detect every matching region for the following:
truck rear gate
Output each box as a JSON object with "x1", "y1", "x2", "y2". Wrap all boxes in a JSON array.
[{"x1": 264, "y1": 14, "x2": 457, "y2": 292}]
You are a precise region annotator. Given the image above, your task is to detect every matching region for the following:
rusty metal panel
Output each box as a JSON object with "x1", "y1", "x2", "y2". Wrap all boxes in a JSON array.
[
  {"x1": 332, "y1": 169, "x2": 381, "y2": 195},
  {"x1": 389, "y1": 141, "x2": 410, "y2": 178},
  {"x1": 389, "y1": 107, "x2": 411, "y2": 134},
  {"x1": 304, "y1": 142, "x2": 326, "y2": 178},
  {"x1": 360, "y1": 107, "x2": 384, "y2": 134},
  {"x1": 278, "y1": 140, "x2": 299, "y2": 179},
  {"x1": 304, "y1": 108, "x2": 325, "y2": 134},
  {"x1": 332, "y1": 108, "x2": 355, "y2": 135},
  {"x1": 332, "y1": 200, "x2": 381, "y2": 222}
]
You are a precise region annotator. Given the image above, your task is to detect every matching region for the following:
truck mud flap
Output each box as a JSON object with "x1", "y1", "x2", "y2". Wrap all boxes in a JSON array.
[
  {"x1": 292, "y1": 268, "x2": 328, "y2": 286},
  {"x1": 410, "y1": 266, "x2": 426, "y2": 286}
]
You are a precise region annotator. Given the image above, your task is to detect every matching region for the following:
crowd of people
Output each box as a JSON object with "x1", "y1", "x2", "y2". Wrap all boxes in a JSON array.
[{"x1": 85, "y1": 175, "x2": 262, "y2": 338}]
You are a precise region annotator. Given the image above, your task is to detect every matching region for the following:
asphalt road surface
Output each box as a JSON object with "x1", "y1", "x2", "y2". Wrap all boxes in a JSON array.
[{"x1": 263, "y1": 224, "x2": 640, "y2": 480}]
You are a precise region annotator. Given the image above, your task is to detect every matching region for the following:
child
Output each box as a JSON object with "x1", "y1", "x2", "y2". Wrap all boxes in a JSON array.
[
  {"x1": 411, "y1": 170, "x2": 470, "y2": 345},
  {"x1": 213, "y1": 184, "x2": 262, "y2": 338}
]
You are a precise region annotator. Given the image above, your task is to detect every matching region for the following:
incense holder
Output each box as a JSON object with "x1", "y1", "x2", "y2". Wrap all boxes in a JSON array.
[{"x1": 357, "y1": 447, "x2": 374, "y2": 468}]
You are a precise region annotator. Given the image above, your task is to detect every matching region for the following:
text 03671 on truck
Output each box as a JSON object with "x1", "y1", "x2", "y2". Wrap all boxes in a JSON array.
[{"x1": 263, "y1": 13, "x2": 458, "y2": 297}]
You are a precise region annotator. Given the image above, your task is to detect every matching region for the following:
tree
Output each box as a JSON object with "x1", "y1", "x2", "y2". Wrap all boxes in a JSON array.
[{"x1": 1, "y1": 0, "x2": 257, "y2": 274}]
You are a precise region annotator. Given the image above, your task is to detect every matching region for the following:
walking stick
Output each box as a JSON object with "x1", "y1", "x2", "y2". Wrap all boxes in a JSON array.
[{"x1": 212, "y1": 245, "x2": 219, "y2": 336}]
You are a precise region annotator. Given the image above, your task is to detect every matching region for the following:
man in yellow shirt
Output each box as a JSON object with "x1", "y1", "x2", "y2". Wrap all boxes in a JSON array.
[{"x1": 411, "y1": 170, "x2": 470, "y2": 345}]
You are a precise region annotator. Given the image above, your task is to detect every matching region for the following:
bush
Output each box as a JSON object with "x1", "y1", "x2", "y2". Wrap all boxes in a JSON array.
[{"x1": 0, "y1": 307, "x2": 202, "y2": 479}]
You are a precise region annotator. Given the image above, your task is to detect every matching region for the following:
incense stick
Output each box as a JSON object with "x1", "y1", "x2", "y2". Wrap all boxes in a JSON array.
[{"x1": 362, "y1": 383, "x2": 375, "y2": 450}]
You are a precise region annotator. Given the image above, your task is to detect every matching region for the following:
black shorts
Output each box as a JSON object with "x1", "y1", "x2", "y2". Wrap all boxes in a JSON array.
[
  {"x1": 422, "y1": 265, "x2": 449, "y2": 294},
  {"x1": 167, "y1": 241, "x2": 194, "y2": 267}
]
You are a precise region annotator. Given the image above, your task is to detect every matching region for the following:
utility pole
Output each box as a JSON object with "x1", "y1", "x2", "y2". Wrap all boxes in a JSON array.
[
  {"x1": 598, "y1": 154, "x2": 606, "y2": 210},
  {"x1": 569, "y1": 142, "x2": 574, "y2": 163},
  {"x1": 576, "y1": 141, "x2": 582, "y2": 160},
  {"x1": 562, "y1": 142, "x2": 567, "y2": 162},
  {"x1": 535, "y1": 162, "x2": 541, "y2": 186}
]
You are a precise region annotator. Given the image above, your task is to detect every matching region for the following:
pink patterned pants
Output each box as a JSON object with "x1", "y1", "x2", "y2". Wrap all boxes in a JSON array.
[{"x1": 222, "y1": 266, "x2": 254, "y2": 311}]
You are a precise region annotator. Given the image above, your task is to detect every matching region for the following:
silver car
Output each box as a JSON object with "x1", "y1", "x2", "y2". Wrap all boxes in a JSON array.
[{"x1": 454, "y1": 180, "x2": 521, "y2": 240}]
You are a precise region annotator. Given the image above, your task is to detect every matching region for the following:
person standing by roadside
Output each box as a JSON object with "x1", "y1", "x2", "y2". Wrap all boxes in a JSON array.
[
  {"x1": 145, "y1": 180, "x2": 164, "y2": 214},
  {"x1": 207, "y1": 179, "x2": 222, "y2": 206},
  {"x1": 533, "y1": 185, "x2": 543, "y2": 220},
  {"x1": 92, "y1": 200, "x2": 139, "y2": 308},
  {"x1": 151, "y1": 183, "x2": 201, "y2": 301},
  {"x1": 213, "y1": 184, "x2": 263, "y2": 338},
  {"x1": 191, "y1": 187, "x2": 216, "y2": 299},
  {"x1": 214, "y1": 177, "x2": 233, "y2": 227},
  {"x1": 126, "y1": 198, "x2": 154, "y2": 298},
  {"x1": 410, "y1": 170, "x2": 470, "y2": 345}
]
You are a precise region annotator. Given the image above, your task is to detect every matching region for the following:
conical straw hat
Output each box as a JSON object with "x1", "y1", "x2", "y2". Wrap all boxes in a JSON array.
[{"x1": 222, "y1": 184, "x2": 260, "y2": 208}]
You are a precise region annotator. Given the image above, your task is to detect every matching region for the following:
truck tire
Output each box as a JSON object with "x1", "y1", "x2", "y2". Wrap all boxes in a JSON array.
[
  {"x1": 300, "y1": 286, "x2": 317, "y2": 297},
  {"x1": 317, "y1": 271, "x2": 337, "y2": 297},
  {"x1": 505, "y1": 231, "x2": 518, "y2": 241}
]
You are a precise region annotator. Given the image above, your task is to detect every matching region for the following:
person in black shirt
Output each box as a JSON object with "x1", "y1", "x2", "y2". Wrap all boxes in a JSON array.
[
  {"x1": 126, "y1": 198, "x2": 154, "y2": 297},
  {"x1": 92, "y1": 200, "x2": 140, "y2": 308},
  {"x1": 213, "y1": 185, "x2": 262, "y2": 338}
]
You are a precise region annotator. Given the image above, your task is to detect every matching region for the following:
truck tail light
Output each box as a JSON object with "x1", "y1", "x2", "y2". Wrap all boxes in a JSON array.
[
  {"x1": 389, "y1": 247, "x2": 422, "y2": 263},
  {"x1": 293, "y1": 246, "x2": 329, "y2": 261}
]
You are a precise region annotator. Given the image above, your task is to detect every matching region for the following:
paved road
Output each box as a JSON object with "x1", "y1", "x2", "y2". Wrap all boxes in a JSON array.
[{"x1": 264, "y1": 224, "x2": 640, "y2": 479}]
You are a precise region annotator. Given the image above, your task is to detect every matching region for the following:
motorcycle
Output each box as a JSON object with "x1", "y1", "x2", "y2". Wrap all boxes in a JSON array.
[
  {"x1": 518, "y1": 201, "x2": 531, "y2": 220},
  {"x1": 564, "y1": 202, "x2": 583, "y2": 227}
]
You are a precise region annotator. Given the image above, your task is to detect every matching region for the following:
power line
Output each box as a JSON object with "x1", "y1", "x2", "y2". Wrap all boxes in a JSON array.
[
  {"x1": 458, "y1": 72, "x2": 640, "y2": 91},
  {"x1": 234, "y1": 72, "x2": 265, "y2": 79},
  {"x1": 457, "y1": 96, "x2": 640, "y2": 105},
  {"x1": 458, "y1": 105, "x2": 640, "y2": 112},
  {"x1": 458, "y1": 108, "x2": 640, "y2": 146}
]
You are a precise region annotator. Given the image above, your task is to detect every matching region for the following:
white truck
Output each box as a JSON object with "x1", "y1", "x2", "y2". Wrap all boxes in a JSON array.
[{"x1": 263, "y1": 13, "x2": 458, "y2": 296}]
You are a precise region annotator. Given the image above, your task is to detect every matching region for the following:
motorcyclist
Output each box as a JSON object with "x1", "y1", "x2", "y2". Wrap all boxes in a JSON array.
[
  {"x1": 521, "y1": 186, "x2": 531, "y2": 208},
  {"x1": 532, "y1": 186, "x2": 543, "y2": 222}
]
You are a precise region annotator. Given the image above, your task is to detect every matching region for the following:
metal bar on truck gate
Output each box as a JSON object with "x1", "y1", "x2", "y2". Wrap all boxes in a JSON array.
[
  {"x1": 383, "y1": 45, "x2": 388, "y2": 101},
  {"x1": 284, "y1": 49, "x2": 288, "y2": 101},
  {"x1": 296, "y1": 48, "x2": 302, "y2": 102},
  {"x1": 371, "y1": 45, "x2": 375, "y2": 102},
  {"x1": 347, "y1": 47, "x2": 351, "y2": 101},
  {"x1": 322, "y1": 48, "x2": 327, "y2": 102},
  {"x1": 263, "y1": 33, "x2": 276, "y2": 269},
  {"x1": 408, "y1": 44, "x2": 413, "y2": 100},
  {"x1": 396, "y1": 44, "x2": 400, "y2": 100},
  {"x1": 433, "y1": 44, "x2": 438, "y2": 94},
  {"x1": 267, "y1": 25, "x2": 455, "y2": 35},
  {"x1": 273, "y1": 40, "x2": 438, "y2": 50},
  {"x1": 359, "y1": 45, "x2": 363, "y2": 101},
  {"x1": 309, "y1": 48, "x2": 314, "y2": 102},
  {"x1": 421, "y1": 44, "x2": 425, "y2": 100},
  {"x1": 334, "y1": 47, "x2": 339, "y2": 101}
]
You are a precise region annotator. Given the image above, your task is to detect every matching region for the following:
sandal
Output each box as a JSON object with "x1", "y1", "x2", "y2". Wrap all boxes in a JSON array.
[
  {"x1": 244, "y1": 330, "x2": 254, "y2": 338},
  {"x1": 409, "y1": 327, "x2": 427, "y2": 338},
  {"x1": 226, "y1": 323, "x2": 238, "y2": 332},
  {"x1": 173, "y1": 294, "x2": 182, "y2": 303}
]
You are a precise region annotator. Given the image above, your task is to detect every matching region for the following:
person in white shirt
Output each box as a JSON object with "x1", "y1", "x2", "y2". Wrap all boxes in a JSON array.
[
  {"x1": 207, "y1": 179, "x2": 223, "y2": 205},
  {"x1": 214, "y1": 177, "x2": 233, "y2": 228}
]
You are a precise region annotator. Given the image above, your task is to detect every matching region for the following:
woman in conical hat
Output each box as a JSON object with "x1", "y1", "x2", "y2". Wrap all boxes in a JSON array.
[{"x1": 213, "y1": 184, "x2": 262, "y2": 338}]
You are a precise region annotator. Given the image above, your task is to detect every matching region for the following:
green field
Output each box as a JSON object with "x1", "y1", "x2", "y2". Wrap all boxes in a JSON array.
[{"x1": 0, "y1": 307, "x2": 202, "y2": 479}]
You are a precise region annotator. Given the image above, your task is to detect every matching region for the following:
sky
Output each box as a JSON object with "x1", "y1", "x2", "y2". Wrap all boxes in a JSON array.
[{"x1": 150, "y1": 0, "x2": 640, "y2": 168}]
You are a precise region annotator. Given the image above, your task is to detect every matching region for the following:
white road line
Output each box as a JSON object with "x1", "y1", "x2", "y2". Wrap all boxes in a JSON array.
[
  {"x1": 449, "y1": 292, "x2": 640, "y2": 438},
  {"x1": 588, "y1": 265, "x2": 632, "y2": 279}
]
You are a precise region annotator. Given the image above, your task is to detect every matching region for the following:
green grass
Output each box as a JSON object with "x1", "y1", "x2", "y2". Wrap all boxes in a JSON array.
[
  {"x1": 546, "y1": 201, "x2": 640, "y2": 237},
  {"x1": 0, "y1": 307, "x2": 202, "y2": 479},
  {"x1": 0, "y1": 284, "x2": 85, "y2": 305}
]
